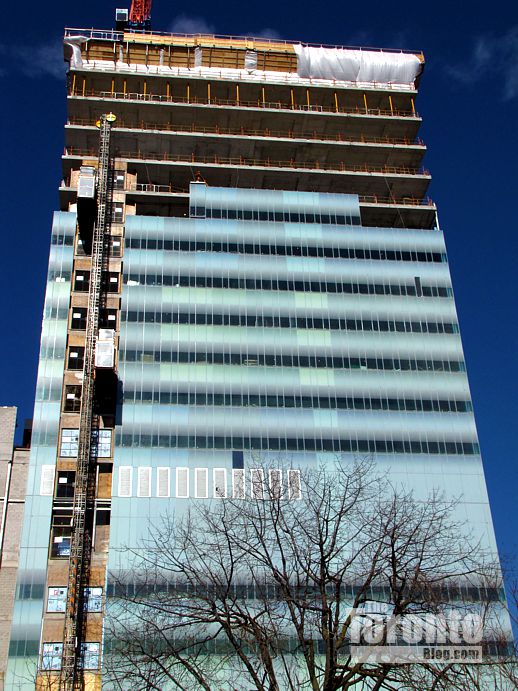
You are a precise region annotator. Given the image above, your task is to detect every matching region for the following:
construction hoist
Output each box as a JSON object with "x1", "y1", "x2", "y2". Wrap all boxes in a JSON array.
[{"x1": 59, "y1": 112, "x2": 116, "y2": 690}]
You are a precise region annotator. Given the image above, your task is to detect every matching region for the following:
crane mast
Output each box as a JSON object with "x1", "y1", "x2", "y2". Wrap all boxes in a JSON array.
[{"x1": 130, "y1": 0, "x2": 152, "y2": 28}]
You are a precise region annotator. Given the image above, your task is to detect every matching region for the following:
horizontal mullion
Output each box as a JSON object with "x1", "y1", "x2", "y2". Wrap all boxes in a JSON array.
[
  {"x1": 123, "y1": 271, "x2": 452, "y2": 298},
  {"x1": 115, "y1": 432, "x2": 479, "y2": 456},
  {"x1": 125, "y1": 237, "x2": 445, "y2": 263},
  {"x1": 119, "y1": 348, "x2": 465, "y2": 373},
  {"x1": 122, "y1": 310, "x2": 458, "y2": 334},
  {"x1": 121, "y1": 389, "x2": 473, "y2": 414}
]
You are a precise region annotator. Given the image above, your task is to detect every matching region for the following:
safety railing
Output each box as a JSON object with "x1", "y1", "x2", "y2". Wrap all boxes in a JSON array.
[
  {"x1": 65, "y1": 27, "x2": 124, "y2": 41},
  {"x1": 132, "y1": 182, "x2": 187, "y2": 194},
  {"x1": 64, "y1": 147, "x2": 429, "y2": 177},
  {"x1": 64, "y1": 27, "x2": 424, "y2": 57},
  {"x1": 128, "y1": 183, "x2": 434, "y2": 207},
  {"x1": 67, "y1": 116, "x2": 424, "y2": 147},
  {"x1": 359, "y1": 194, "x2": 434, "y2": 207},
  {"x1": 60, "y1": 178, "x2": 434, "y2": 207},
  {"x1": 69, "y1": 88, "x2": 420, "y2": 119}
]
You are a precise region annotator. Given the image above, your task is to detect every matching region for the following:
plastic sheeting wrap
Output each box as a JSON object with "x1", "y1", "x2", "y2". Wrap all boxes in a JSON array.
[
  {"x1": 294, "y1": 44, "x2": 422, "y2": 86},
  {"x1": 244, "y1": 50, "x2": 258, "y2": 70},
  {"x1": 63, "y1": 35, "x2": 88, "y2": 68}
]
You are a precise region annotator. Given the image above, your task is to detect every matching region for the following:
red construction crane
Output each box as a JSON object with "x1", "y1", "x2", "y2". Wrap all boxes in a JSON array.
[
  {"x1": 129, "y1": 0, "x2": 152, "y2": 27},
  {"x1": 115, "y1": 0, "x2": 152, "y2": 31}
]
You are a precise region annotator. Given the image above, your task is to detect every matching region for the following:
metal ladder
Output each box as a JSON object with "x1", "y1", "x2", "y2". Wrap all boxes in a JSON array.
[{"x1": 60, "y1": 114, "x2": 114, "y2": 690}]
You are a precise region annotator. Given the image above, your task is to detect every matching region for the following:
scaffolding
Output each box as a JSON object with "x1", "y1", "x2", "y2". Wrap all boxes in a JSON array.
[{"x1": 59, "y1": 113, "x2": 114, "y2": 690}]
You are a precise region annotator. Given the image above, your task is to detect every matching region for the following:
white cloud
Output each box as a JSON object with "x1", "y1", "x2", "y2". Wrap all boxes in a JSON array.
[
  {"x1": 169, "y1": 14, "x2": 215, "y2": 35},
  {"x1": 1, "y1": 38, "x2": 65, "y2": 79},
  {"x1": 168, "y1": 15, "x2": 281, "y2": 42},
  {"x1": 448, "y1": 26, "x2": 518, "y2": 100}
]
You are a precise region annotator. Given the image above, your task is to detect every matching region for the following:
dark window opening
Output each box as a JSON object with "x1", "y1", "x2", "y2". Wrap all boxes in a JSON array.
[
  {"x1": 109, "y1": 236, "x2": 122, "y2": 257},
  {"x1": 99, "y1": 309, "x2": 118, "y2": 329},
  {"x1": 232, "y1": 450, "x2": 244, "y2": 469},
  {"x1": 55, "y1": 471, "x2": 76, "y2": 499},
  {"x1": 50, "y1": 513, "x2": 73, "y2": 558},
  {"x1": 74, "y1": 271, "x2": 90, "y2": 293},
  {"x1": 113, "y1": 172, "x2": 125, "y2": 190},
  {"x1": 102, "y1": 271, "x2": 120, "y2": 293},
  {"x1": 95, "y1": 509, "x2": 111, "y2": 526},
  {"x1": 67, "y1": 346, "x2": 85, "y2": 370},
  {"x1": 76, "y1": 237, "x2": 87, "y2": 256},
  {"x1": 63, "y1": 385, "x2": 82, "y2": 413},
  {"x1": 71, "y1": 308, "x2": 87, "y2": 330},
  {"x1": 112, "y1": 205, "x2": 124, "y2": 223}
]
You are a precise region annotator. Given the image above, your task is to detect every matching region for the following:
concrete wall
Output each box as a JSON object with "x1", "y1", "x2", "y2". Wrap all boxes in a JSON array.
[{"x1": 0, "y1": 408, "x2": 30, "y2": 691}]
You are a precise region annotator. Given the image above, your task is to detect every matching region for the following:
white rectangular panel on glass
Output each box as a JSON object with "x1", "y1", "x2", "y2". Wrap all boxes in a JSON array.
[
  {"x1": 118, "y1": 467, "x2": 133, "y2": 497},
  {"x1": 137, "y1": 467, "x2": 152, "y2": 497},
  {"x1": 288, "y1": 469, "x2": 302, "y2": 500},
  {"x1": 251, "y1": 469, "x2": 265, "y2": 500},
  {"x1": 156, "y1": 467, "x2": 170, "y2": 497},
  {"x1": 213, "y1": 468, "x2": 227, "y2": 498},
  {"x1": 232, "y1": 469, "x2": 245, "y2": 499},
  {"x1": 40, "y1": 466, "x2": 55, "y2": 496},
  {"x1": 176, "y1": 467, "x2": 189, "y2": 498},
  {"x1": 269, "y1": 469, "x2": 282, "y2": 500},
  {"x1": 195, "y1": 468, "x2": 208, "y2": 498}
]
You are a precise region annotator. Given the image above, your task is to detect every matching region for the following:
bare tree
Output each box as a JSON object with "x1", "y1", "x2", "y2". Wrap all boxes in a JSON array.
[{"x1": 104, "y1": 459, "x2": 515, "y2": 690}]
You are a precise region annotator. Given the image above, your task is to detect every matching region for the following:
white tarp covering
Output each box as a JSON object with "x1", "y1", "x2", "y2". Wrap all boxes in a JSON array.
[
  {"x1": 294, "y1": 44, "x2": 422, "y2": 85},
  {"x1": 244, "y1": 50, "x2": 258, "y2": 70},
  {"x1": 64, "y1": 35, "x2": 88, "y2": 68}
]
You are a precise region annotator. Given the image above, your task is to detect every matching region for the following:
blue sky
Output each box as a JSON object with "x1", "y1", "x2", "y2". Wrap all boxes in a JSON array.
[{"x1": 1, "y1": 0, "x2": 516, "y2": 598}]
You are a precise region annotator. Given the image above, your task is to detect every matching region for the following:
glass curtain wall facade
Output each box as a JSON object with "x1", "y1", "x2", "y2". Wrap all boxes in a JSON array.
[
  {"x1": 107, "y1": 184, "x2": 488, "y2": 559},
  {"x1": 7, "y1": 213, "x2": 74, "y2": 683}
]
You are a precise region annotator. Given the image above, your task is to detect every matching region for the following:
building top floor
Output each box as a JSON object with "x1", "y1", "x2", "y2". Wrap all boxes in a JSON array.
[{"x1": 64, "y1": 27, "x2": 424, "y2": 93}]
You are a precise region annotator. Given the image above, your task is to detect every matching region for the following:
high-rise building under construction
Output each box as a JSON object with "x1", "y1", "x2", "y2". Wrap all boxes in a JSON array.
[{"x1": 5, "y1": 16, "x2": 511, "y2": 690}]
